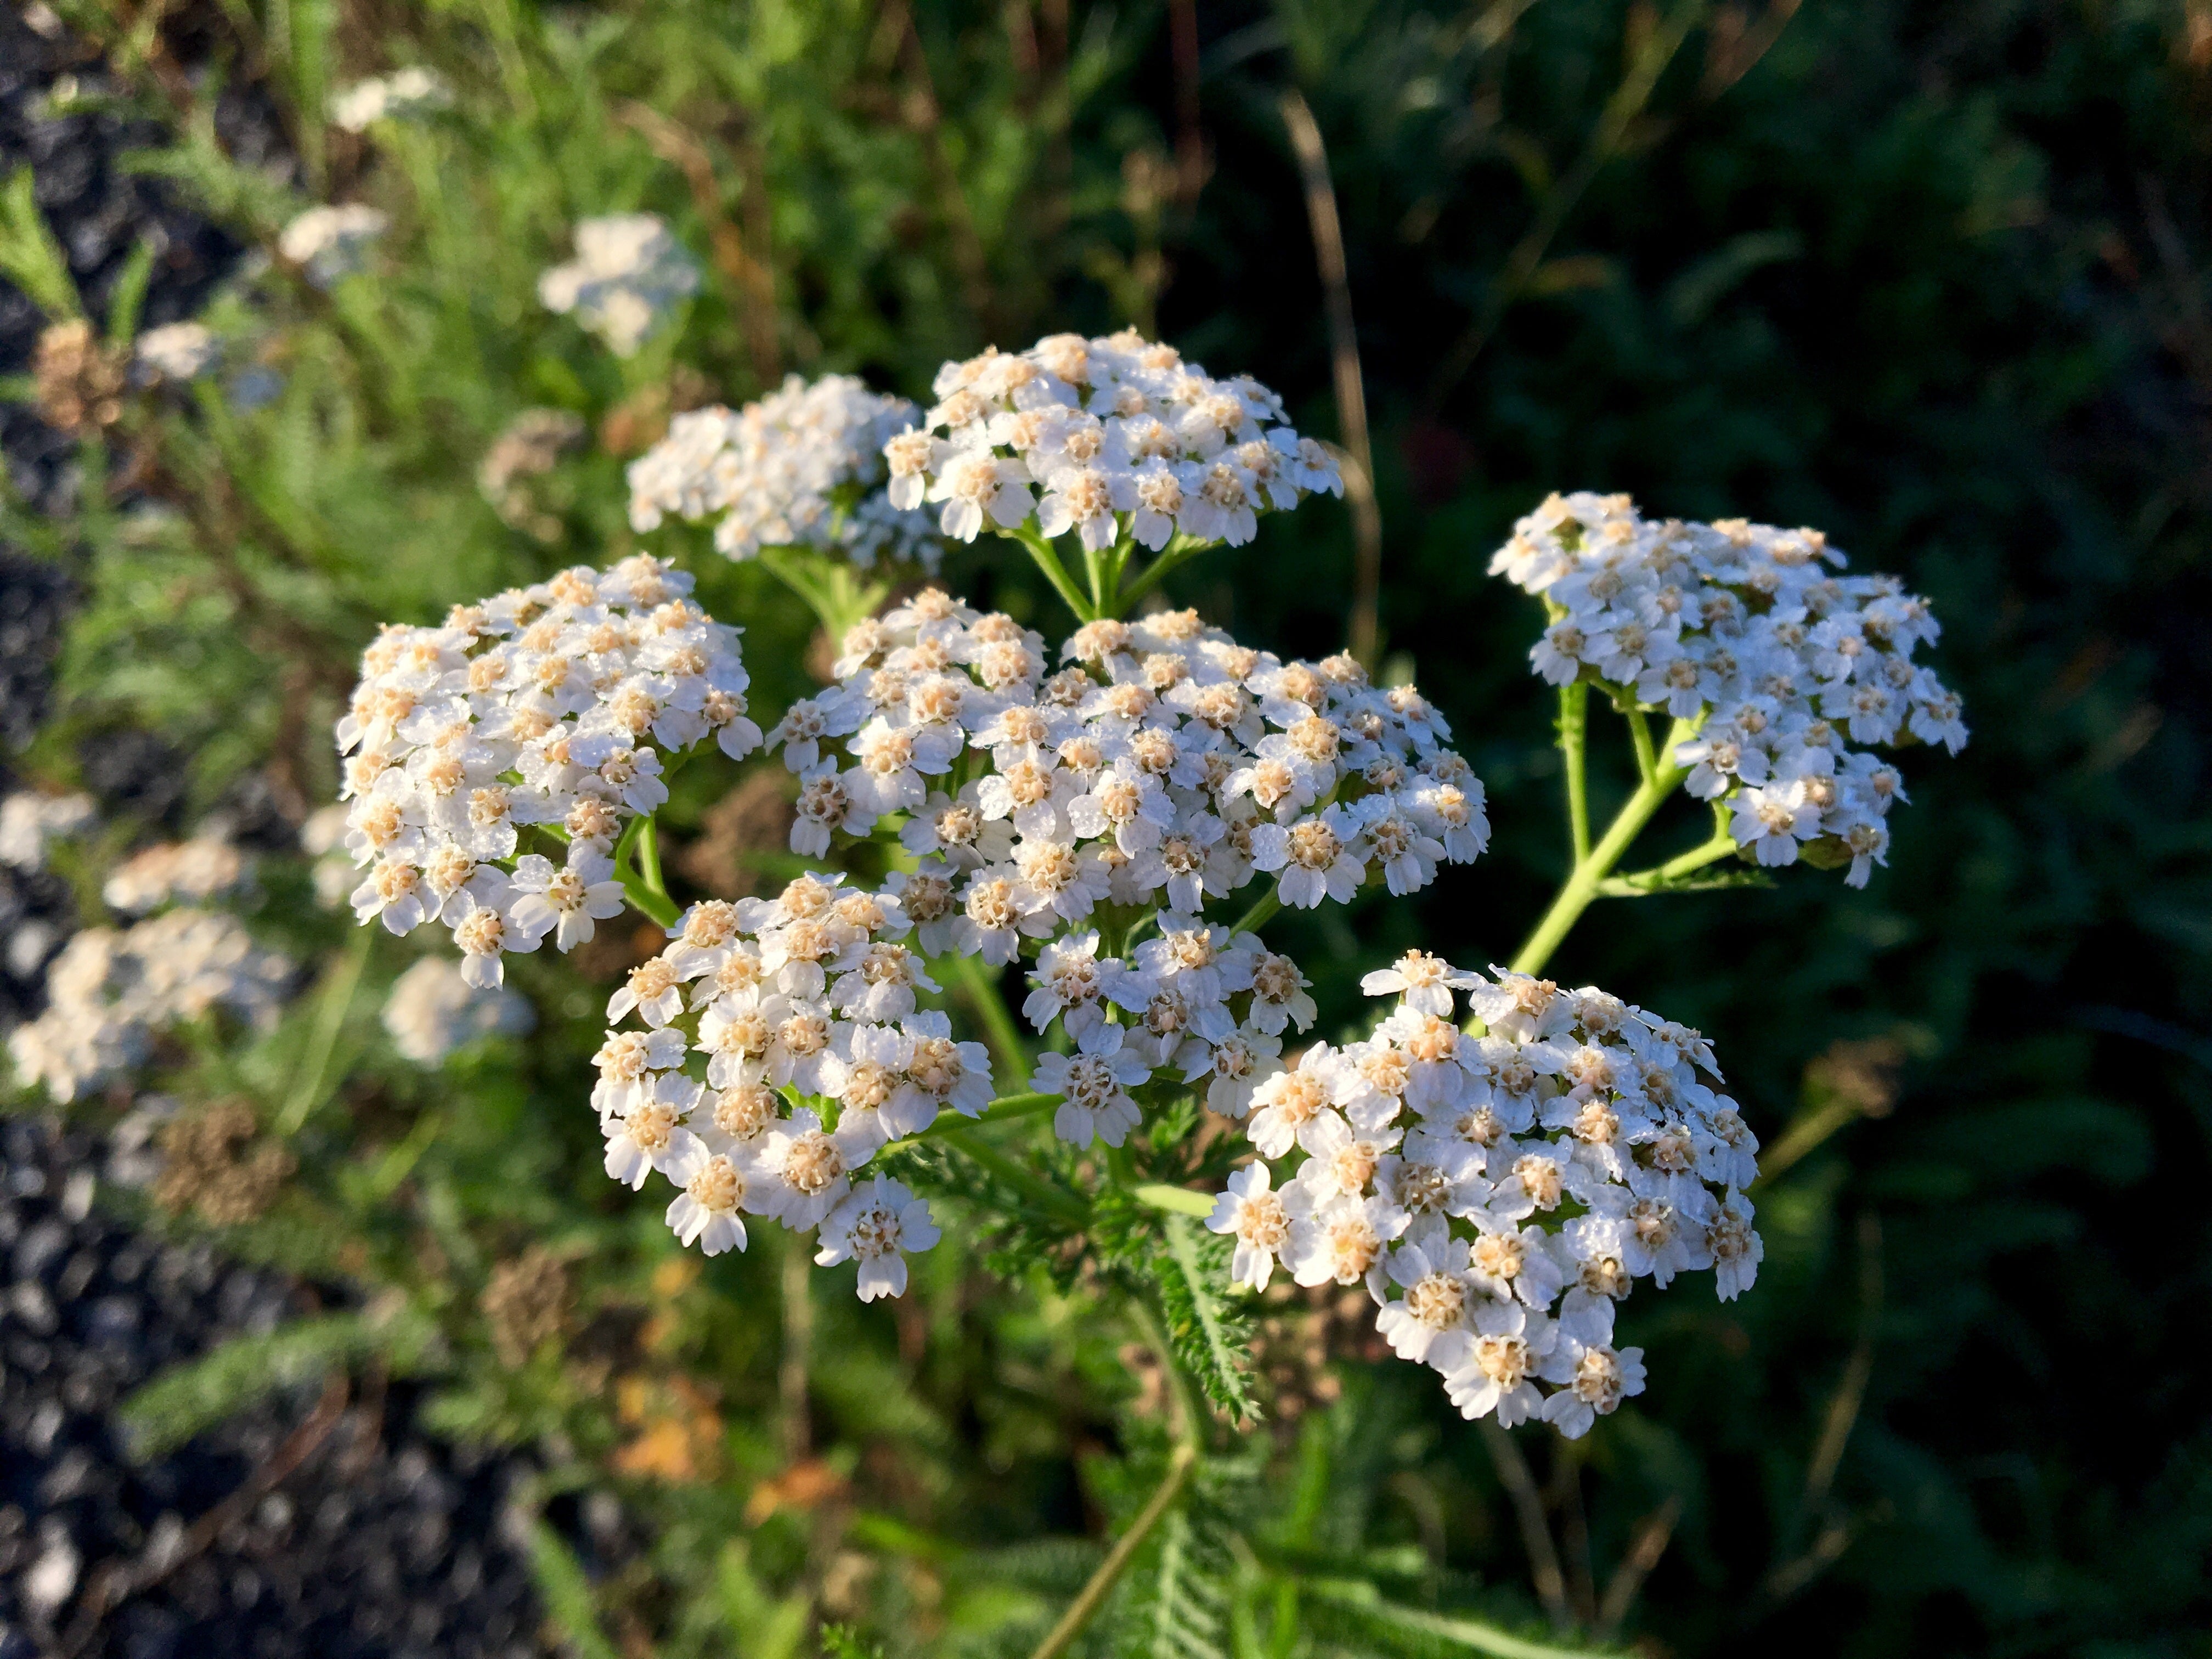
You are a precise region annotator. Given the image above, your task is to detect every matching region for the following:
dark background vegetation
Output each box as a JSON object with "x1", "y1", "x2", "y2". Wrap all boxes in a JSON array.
[{"x1": 4, "y1": 1, "x2": 2209, "y2": 1655}]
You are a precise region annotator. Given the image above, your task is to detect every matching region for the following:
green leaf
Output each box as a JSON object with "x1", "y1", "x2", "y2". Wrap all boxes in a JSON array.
[
  {"x1": 119, "y1": 1302, "x2": 439, "y2": 1459},
  {"x1": 526, "y1": 1521, "x2": 624, "y2": 1659},
  {"x1": 105, "y1": 236, "x2": 158, "y2": 345},
  {"x1": 1153, "y1": 1213, "x2": 1258, "y2": 1425},
  {"x1": 0, "y1": 167, "x2": 81, "y2": 319},
  {"x1": 1299, "y1": 1578, "x2": 1625, "y2": 1659}
]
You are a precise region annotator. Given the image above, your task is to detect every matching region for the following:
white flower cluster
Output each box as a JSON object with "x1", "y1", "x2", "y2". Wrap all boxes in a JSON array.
[
  {"x1": 0, "y1": 791, "x2": 94, "y2": 872},
  {"x1": 1207, "y1": 957, "x2": 1761, "y2": 1436},
  {"x1": 1493, "y1": 492, "x2": 1967, "y2": 887},
  {"x1": 6, "y1": 911, "x2": 293, "y2": 1103},
  {"x1": 329, "y1": 66, "x2": 452, "y2": 132},
  {"x1": 628, "y1": 373, "x2": 943, "y2": 569},
  {"x1": 382, "y1": 956, "x2": 535, "y2": 1065},
  {"x1": 132, "y1": 321, "x2": 221, "y2": 385},
  {"x1": 103, "y1": 837, "x2": 253, "y2": 916},
  {"x1": 882, "y1": 330, "x2": 1344, "y2": 546},
  {"x1": 538, "y1": 214, "x2": 700, "y2": 357},
  {"x1": 279, "y1": 204, "x2": 388, "y2": 287},
  {"x1": 760, "y1": 590, "x2": 1486, "y2": 1148},
  {"x1": 589, "y1": 873, "x2": 976, "y2": 1297},
  {"x1": 334, "y1": 555, "x2": 762, "y2": 987}
]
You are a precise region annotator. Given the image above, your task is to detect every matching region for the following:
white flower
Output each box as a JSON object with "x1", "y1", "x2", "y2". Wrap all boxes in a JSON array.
[
  {"x1": 382, "y1": 956, "x2": 532, "y2": 1063},
  {"x1": 329, "y1": 66, "x2": 452, "y2": 131},
  {"x1": 1034, "y1": 1025, "x2": 1152, "y2": 1148},
  {"x1": 1360, "y1": 950, "x2": 1480, "y2": 1018},
  {"x1": 280, "y1": 204, "x2": 388, "y2": 286},
  {"x1": 815, "y1": 1176, "x2": 941, "y2": 1301},
  {"x1": 132, "y1": 321, "x2": 219, "y2": 383},
  {"x1": 1440, "y1": 1301, "x2": 1555, "y2": 1426},
  {"x1": 602, "y1": 1074, "x2": 703, "y2": 1190},
  {"x1": 662, "y1": 1138, "x2": 760, "y2": 1256},
  {"x1": 1205, "y1": 1163, "x2": 1311, "y2": 1291},
  {"x1": 506, "y1": 853, "x2": 627, "y2": 950},
  {"x1": 0, "y1": 791, "x2": 94, "y2": 871},
  {"x1": 538, "y1": 214, "x2": 699, "y2": 356}
]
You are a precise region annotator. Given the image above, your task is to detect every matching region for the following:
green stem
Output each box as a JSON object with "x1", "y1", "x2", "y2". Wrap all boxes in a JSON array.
[
  {"x1": 945, "y1": 950, "x2": 1032, "y2": 1085},
  {"x1": 1506, "y1": 717, "x2": 1697, "y2": 979},
  {"x1": 1028, "y1": 1442, "x2": 1201, "y2": 1659},
  {"x1": 937, "y1": 1125, "x2": 1089, "y2": 1226},
  {"x1": 1596, "y1": 829, "x2": 1739, "y2": 896},
  {"x1": 1559, "y1": 681, "x2": 1591, "y2": 864},
  {"x1": 1627, "y1": 704, "x2": 1660, "y2": 789},
  {"x1": 1227, "y1": 884, "x2": 1282, "y2": 939},
  {"x1": 1110, "y1": 535, "x2": 1211, "y2": 615},
  {"x1": 1007, "y1": 522, "x2": 1096, "y2": 621},
  {"x1": 1132, "y1": 1182, "x2": 1217, "y2": 1217},
  {"x1": 613, "y1": 814, "x2": 681, "y2": 929}
]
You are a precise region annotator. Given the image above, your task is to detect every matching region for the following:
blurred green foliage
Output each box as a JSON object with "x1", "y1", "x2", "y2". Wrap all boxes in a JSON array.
[{"x1": 4, "y1": 0, "x2": 2209, "y2": 1655}]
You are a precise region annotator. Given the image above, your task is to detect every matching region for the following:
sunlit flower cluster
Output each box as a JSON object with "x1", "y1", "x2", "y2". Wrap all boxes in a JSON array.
[
  {"x1": 1209, "y1": 958, "x2": 1760, "y2": 1436},
  {"x1": 6, "y1": 911, "x2": 294, "y2": 1103},
  {"x1": 382, "y1": 955, "x2": 535, "y2": 1064},
  {"x1": 334, "y1": 555, "x2": 761, "y2": 986},
  {"x1": 762, "y1": 591, "x2": 1486, "y2": 1133},
  {"x1": 538, "y1": 213, "x2": 700, "y2": 357},
  {"x1": 1492, "y1": 492, "x2": 1966, "y2": 886},
  {"x1": 883, "y1": 329, "x2": 1344, "y2": 546},
  {"x1": 279, "y1": 203, "x2": 388, "y2": 287},
  {"x1": 589, "y1": 872, "x2": 983, "y2": 1297},
  {"x1": 628, "y1": 373, "x2": 944, "y2": 569}
]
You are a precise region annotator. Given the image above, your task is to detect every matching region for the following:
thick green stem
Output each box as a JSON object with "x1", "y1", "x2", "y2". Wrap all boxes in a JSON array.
[
  {"x1": 1227, "y1": 884, "x2": 1282, "y2": 939},
  {"x1": 1559, "y1": 681, "x2": 1591, "y2": 864},
  {"x1": 1028, "y1": 1442, "x2": 1200, "y2": 1659},
  {"x1": 613, "y1": 814, "x2": 681, "y2": 929},
  {"x1": 1007, "y1": 522, "x2": 1096, "y2": 621},
  {"x1": 1506, "y1": 717, "x2": 1697, "y2": 979},
  {"x1": 1596, "y1": 829, "x2": 1739, "y2": 896}
]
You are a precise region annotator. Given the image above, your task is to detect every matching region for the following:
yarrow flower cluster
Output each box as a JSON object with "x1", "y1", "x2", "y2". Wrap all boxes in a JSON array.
[
  {"x1": 538, "y1": 214, "x2": 701, "y2": 357},
  {"x1": 1492, "y1": 492, "x2": 1967, "y2": 886},
  {"x1": 329, "y1": 66, "x2": 453, "y2": 132},
  {"x1": 628, "y1": 374, "x2": 943, "y2": 569},
  {"x1": 1207, "y1": 957, "x2": 1760, "y2": 1437},
  {"x1": 334, "y1": 555, "x2": 762, "y2": 986},
  {"x1": 279, "y1": 204, "x2": 388, "y2": 287},
  {"x1": 382, "y1": 956, "x2": 535, "y2": 1064},
  {"x1": 6, "y1": 911, "x2": 294, "y2": 1103},
  {"x1": 883, "y1": 329, "x2": 1344, "y2": 547},
  {"x1": 589, "y1": 872, "x2": 984, "y2": 1297}
]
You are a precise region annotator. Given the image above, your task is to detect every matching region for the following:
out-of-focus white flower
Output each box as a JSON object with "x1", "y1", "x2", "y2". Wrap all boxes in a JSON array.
[
  {"x1": 628, "y1": 374, "x2": 943, "y2": 569},
  {"x1": 279, "y1": 204, "x2": 389, "y2": 287},
  {"x1": 329, "y1": 66, "x2": 452, "y2": 132},
  {"x1": 103, "y1": 837, "x2": 253, "y2": 915},
  {"x1": 6, "y1": 910, "x2": 293, "y2": 1102},
  {"x1": 381, "y1": 955, "x2": 534, "y2": 1064},
  {"x1": 132, "y1": 321, "x2": 220, "y2": 384},
  {"x1": 0, "y1": 791, "x2": 94, "y2": 871},
  {"x1": 538, "y1": 214, "x2": 699, "y2": 356}
]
